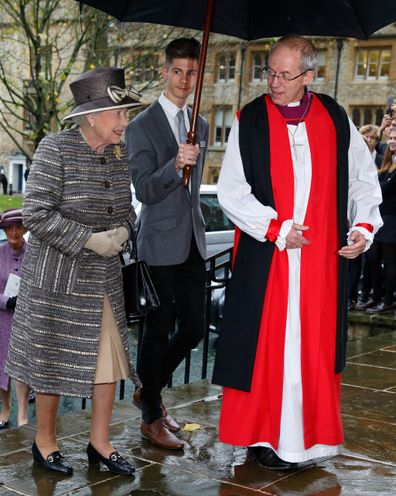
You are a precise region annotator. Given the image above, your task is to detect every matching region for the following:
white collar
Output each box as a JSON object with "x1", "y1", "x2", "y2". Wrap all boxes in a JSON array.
[{"x1": 159, "y1": 92, "x2": 187, "y2": 118}]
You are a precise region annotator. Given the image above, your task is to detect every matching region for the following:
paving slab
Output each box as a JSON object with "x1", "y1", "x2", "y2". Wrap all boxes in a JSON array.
[{"x1": 1, "y1": 330, "x2": 396, "y2": 495}]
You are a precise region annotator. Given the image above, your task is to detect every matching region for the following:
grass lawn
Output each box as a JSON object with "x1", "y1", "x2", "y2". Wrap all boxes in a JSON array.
[{"x1": 0, "y1": 194, "x2": 23, "y2": 211}]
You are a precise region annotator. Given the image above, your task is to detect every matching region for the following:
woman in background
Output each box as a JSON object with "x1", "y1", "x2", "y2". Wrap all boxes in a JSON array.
[
  {"x1": 366, "y1": 128, "x2": 396, "y2": 314},
  {"x1": 0, "y1": 208, "x2": 30, "y2": 429}
]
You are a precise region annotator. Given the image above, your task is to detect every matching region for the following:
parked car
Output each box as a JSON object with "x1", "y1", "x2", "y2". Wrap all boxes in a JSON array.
[{"x1": 131, "y1": 184, "x2": 234, "y2": 257}]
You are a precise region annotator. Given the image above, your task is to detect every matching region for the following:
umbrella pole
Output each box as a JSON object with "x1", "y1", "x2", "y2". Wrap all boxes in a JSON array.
[{"x1": 183, "y1": 0, "x2": 215, "y2": 187}]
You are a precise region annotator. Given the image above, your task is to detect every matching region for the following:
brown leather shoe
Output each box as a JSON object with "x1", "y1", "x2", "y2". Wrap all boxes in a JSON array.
[
  {"x1": 161, "y1": 406, "x2": 180, "y2": 433},
  {"x1": 140, "y1": 419, "x2": 184, "y2": 450},
  {"x1": 133, "y1": 388, "x2": 180, "y2": 433}
]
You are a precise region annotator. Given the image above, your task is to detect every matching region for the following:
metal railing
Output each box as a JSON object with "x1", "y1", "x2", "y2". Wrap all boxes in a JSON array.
[{"x1": 81, "y1": 247, "x2": 233, "y2": 409}]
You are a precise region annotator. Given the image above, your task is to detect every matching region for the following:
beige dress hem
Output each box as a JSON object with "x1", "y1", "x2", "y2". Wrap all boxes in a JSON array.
[{"x1": 94, "y1": 293, "x2": 129, "y2": 384}]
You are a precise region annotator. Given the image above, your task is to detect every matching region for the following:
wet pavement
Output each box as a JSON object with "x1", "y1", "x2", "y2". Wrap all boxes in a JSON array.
[{"x1": 1, "y1": 326, "x2": 396, "y2": 495}]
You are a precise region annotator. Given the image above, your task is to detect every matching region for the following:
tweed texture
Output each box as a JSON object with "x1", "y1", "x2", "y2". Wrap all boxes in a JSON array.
[{"x1": 5, "y1": 127, "x2": 139, "y2": 398}]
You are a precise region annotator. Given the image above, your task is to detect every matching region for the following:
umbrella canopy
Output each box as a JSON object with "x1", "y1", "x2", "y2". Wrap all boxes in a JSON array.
[
  {"x1": 77, "y1": 0, "x2": 396, "y2": 185},
  {"x1": 78, "y1": 0, "x2": 396, "y2": 40}
]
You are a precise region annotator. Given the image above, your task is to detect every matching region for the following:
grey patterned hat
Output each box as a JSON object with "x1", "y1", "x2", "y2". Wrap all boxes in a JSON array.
[{"x1": 63, "y1": 67, "x2": 142, "y2": 121}]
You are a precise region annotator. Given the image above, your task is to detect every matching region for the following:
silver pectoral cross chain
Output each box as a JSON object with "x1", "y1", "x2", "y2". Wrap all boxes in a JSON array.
[{"x1": 288, "y1": 126, "x2": 304, "y2": 161}]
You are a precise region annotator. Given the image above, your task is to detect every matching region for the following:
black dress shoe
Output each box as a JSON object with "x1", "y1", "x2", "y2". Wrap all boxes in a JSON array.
[
  {"x1": 87, "y1": 442, "x2": 135, "y2": 475},
  {"x1": 0, "y1": 420, "x2": 10, "y2": 430},
  {"x1": 247, "y1": 446, "x2": 298, "y2": 470},
  {"x1": 32, "y1": 441, "x2": 73, "y2": 475},
  {"x1": 366, "y1": 302, "x2": 394, "y2": 314},
  {"x1": 356, "y1": 298, "x2": 378, "y2": 310}
]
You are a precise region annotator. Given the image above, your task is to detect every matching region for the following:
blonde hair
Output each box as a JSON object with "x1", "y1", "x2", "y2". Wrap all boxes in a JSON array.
[{"x1": 359, "y1": 124, "x2": 379, "y2": 138}]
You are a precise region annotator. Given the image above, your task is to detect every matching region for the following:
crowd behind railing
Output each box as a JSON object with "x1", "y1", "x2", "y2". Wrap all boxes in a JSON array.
[{"x1": 347, "y1": 112, "x2": 396, "y2": 317}]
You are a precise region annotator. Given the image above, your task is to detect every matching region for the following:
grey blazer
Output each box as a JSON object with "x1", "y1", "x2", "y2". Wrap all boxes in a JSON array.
[{"x1": 126, "y1": 100, "x2": 209, "y2": 266}]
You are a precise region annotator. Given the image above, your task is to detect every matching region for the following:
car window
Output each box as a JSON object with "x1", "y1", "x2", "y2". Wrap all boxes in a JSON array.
[{"x1": 200, "y1": 193, "x2": 234, "y2": 232}]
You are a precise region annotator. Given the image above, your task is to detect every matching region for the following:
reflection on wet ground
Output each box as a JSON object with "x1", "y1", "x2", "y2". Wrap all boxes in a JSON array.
[{"x1": 1, "y1": 327, "x2": 395, "y2": 495}]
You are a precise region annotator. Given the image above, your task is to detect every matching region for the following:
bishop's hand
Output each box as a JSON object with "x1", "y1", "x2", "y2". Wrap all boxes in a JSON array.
[{"x1": 285, "y1": 223, "x2": 310, "y2": 249}]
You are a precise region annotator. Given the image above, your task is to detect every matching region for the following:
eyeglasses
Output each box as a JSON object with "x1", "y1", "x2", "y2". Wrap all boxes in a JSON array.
[{"x1": 262, "y1": 66, "x2": 309, "y2": 83}]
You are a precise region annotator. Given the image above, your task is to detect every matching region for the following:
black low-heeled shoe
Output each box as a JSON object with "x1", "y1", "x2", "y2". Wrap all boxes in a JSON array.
[
  {"x1": 32, "y1": 441, "x2": 73, "y2": 475},
  {"x1": 0, "y1": 420, "x2": 10, "y2": 430},
  {"x1": 87, "y1": 442, "x2": 135, "y2": 475}
]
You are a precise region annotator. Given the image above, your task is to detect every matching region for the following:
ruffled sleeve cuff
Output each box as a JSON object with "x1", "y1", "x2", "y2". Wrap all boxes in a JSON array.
[
  {"x1": 348, "y1": 223, "x2": 374, "y2": 251},
  {"x1": 274, "y1": 219, "x2": 294, "y2": 251}
]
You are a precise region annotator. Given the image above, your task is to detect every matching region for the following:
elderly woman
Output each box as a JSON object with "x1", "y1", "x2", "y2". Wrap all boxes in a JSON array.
[
  {"x1": 0, "y1": 209, "x2": 30, "y2": 429},
  {"x1": 6, "y1": 68, "x2": 141, "y2": 476}
]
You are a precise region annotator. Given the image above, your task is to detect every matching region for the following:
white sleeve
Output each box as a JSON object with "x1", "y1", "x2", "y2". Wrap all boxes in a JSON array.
[
  {"x1": 347, "y1": 117, "x2": 383, "y2": 248},
  {"x1": 217, "y1": 118, "x2": 279, "y2": 243}
]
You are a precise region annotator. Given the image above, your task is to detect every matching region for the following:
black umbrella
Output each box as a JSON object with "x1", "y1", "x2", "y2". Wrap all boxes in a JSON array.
[{"x1": 77, "y1": 0, "x2": 396, "y2": 184}]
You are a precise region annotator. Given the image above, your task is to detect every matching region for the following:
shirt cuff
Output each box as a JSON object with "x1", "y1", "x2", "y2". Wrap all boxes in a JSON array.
[
  {"x1": 266, "y1": 219, "x2": 282, "y2": 242},
  {"x1": 275, "y1": 219, "x2": 294, "y2": 251},
  {"x1": 348, "y1": 224, "x2": 374, "y2": 251}
]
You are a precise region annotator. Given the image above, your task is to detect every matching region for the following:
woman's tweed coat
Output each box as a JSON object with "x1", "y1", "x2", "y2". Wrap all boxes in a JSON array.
[{"x1": 5, "y1": 127, "x2": 140, "y2": 398}]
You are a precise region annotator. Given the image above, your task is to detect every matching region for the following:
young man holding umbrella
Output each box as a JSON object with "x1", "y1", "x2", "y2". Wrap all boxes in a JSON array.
[
  {"x1": 213, "y1": 35, "x2": 383, "y2": 469},
  {"x1": 126, "y1": 38, "x2": 208, "y2": 450}
]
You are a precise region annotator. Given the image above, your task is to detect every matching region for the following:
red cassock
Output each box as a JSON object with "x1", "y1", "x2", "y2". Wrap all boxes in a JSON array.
[{"x1": 219, "y1": 95, "x2": 343, "y2": 450}]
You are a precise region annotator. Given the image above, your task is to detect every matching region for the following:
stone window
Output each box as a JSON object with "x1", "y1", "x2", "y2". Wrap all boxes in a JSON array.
[
  {"x1": 351, "y1": 106, "x2": 384, "y2": 128},
  {"x1": 133, "y1": 55, "x2": 159, "y2": 84},
  {"x1": 214, "y1": 107, "x2": 233, "y2": 146},
  {"x1": 355, "y1": 48, "x2": 391, "y2": 80},
  {"x1": 314, "y1": 50, "x2": 327, "y2": 81},
  {"x1": 217, "y1": 53, "x2": 236, "y2": 82},
  {"x1": 251, "y1": 51, "x2": 267, "y2": 81}
]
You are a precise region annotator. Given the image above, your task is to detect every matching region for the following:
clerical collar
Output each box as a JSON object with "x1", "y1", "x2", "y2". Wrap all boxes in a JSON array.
[{"x1": 276, "y1": 90, "x2": 311, "y2": 122}]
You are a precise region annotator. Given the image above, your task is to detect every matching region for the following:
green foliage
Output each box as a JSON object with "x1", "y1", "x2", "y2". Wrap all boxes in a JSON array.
[{"x1": 0, "y1": 194, "x2": 24, "y2": 211}]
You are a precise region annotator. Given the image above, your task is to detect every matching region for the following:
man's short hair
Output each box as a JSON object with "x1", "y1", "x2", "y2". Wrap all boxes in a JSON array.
[
  {"x1": 269, "y1": 35, "x2": 318, "y2": 74},
  {"x1": 165, "y1": 38, "x2": 201, "y2": 66},
  {"x1": 359, "y1": 124, "x2": 379, "y2": 138}
]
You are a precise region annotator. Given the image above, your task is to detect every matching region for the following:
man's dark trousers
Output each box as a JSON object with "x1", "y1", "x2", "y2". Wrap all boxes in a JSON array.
[{"x1": 138, "y1": 238, "x2": 206, "y2": 424}]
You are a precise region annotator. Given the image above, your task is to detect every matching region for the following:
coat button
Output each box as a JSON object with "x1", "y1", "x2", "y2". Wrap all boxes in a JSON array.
[
  {"x1": 107, "y1": 206, "x2": 114, "y2": 214},
  {"x1": 100, "y1": 157, "x2": 106, "y2": 164},
  {"x1": 104, "y1": 180, "x2": 111, "y2": 188}
]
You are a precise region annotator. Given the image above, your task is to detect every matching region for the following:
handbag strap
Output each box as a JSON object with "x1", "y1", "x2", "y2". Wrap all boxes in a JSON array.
[
  {"x1": 130, "y1": 225, "x2": 139, "y2": 261},
  {"x1": 119, "y1": 224, "x2": 139, "y2": 266}
]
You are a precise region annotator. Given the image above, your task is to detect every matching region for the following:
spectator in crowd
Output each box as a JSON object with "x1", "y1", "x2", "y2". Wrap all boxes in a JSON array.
[
  {"x1": 378, "y1": 106, "x2": 396, "y2": 155},
  {"x1": 360, "y1": 125, "x2": 383, "y2": 168},
  {"x1": 0, "y1": 167, "x2": 8, "y2": 195},
  {"x1": 6, "y1": 67, "x2": 141, "y2": 476},
  {"x1": 0, "y1": 209, "x2": 30, "y2": 429},
  {"x1": 350, "y1": 125, "x2": 383, "y2": 310},
  {"x1": 366, "y1": 128, "x2": 396, "y2": 314}
]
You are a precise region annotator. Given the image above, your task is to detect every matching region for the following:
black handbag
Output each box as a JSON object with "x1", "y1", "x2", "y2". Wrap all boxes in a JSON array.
[{"x1": 120, "y1": 229, "x2": 160, "y2": 316}]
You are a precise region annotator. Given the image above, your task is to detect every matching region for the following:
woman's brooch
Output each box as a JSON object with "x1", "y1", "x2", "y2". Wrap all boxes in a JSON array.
[{"x1": 114, "y1": 145, "x2": 121, "y2": 160}]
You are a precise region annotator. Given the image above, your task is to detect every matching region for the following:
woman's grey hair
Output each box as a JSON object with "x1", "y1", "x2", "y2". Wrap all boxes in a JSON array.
[
  {"x1": 70, "y1": 112, "x2": 102, "y2": 126},
  {"x1": 70, "y1": 114, "x2": 89, "y2": 126},
  {"x1": 269, "y1": 35, "x2": 318, "y2": 74}
]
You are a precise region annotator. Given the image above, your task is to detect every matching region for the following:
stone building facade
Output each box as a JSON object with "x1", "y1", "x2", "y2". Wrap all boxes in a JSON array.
[
  {"x1": 0, "y1": 19, "x2": 395, "y2": 189},
  {"x1": 199, "y1": 23, "x2": 396, "y2": 183}
]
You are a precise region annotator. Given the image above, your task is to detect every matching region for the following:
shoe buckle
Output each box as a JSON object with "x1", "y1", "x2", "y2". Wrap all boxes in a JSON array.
[{"x1": 110, "y1": 451, "x2": 121, "y2": 462}]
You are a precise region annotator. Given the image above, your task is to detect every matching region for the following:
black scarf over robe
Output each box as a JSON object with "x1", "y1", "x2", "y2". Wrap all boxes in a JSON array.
[{"x1": 212, "y1": 92, "x2": 350, "y2": 392}]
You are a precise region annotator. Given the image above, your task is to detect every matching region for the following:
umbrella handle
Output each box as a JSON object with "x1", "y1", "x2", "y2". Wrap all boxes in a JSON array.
[
  {"x1": 182, "y1": 0, "x2": 214, "y2": 187},
  {"x1": 182, "y1": 131, "x2": 197, "y2": 186}
]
